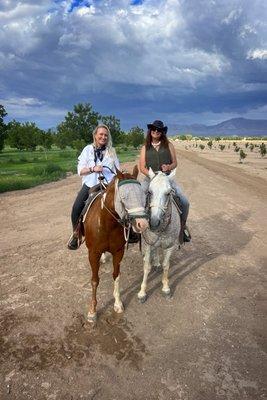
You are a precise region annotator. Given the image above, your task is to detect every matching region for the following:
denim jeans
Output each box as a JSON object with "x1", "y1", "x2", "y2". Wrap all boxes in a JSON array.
[{"x1": 71, "y1": 184, "x2": 90, "y2": 229}]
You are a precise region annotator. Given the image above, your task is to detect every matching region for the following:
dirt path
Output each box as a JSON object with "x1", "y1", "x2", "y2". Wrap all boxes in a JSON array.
[{"x1": 0, "y1": 153, "x2": 266, "y2": 400}]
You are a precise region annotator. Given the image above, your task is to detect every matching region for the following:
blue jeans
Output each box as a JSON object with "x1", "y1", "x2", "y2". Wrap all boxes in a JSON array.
[{"x1": 141, "y1": 177, "x2": 189, "y2": 223}]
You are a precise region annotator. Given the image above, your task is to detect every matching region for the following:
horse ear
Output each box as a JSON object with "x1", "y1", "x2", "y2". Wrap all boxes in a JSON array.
[
  {"x1": 168, "y1": 168, "x2": 177, "y2": 180},
  {"x1": 148, "y1": 167, "x2": 155, "y2": 179},
  {"x1": 132, "y1": 165, "x2": 139, "y2": 179},
  {"x1": 115, "y1": 166, "x2": 124, "y2": 179}
]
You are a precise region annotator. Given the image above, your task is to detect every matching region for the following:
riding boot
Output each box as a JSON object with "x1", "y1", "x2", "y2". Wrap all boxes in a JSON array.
[
  {"x1": 128, "y1": 227, "x2": 141, "y2": 244},
  {"x1": 67, "y1": 232, "x2": 79, "y2": 250},
  {"x1": 179, "y1": 220, "x2": 191, "y2": 244}
]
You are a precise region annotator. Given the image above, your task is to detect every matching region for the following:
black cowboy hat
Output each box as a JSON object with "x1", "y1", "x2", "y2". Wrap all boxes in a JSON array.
[{"x1": 147, "y1": 120, "x2": 168, "y2": 134}]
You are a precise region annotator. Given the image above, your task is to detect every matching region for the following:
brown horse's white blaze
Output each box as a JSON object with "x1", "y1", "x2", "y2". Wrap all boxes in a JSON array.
[{"x1": 84, "y1": 167, "x2": 148, "y2": 322}]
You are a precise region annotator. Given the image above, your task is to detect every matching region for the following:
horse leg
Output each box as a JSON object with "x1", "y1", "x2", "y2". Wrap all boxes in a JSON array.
[
  {"x1": 112, "y1": 249, "x2": 124, "y2": 313},
  {"x1": 138, "y1": 245, "x2": 152, "y2": 303},
  {"x1": 87, "y1": 251, "x2": 101, "y2": 322},
  {"x1": 161, "y1": 247, "x2": 174, "y2": 297}
]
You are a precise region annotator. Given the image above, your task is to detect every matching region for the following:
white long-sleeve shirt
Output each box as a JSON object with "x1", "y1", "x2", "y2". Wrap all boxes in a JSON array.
[{"x1": 77, "y1": 144, "x2": 120, "y2": 187}]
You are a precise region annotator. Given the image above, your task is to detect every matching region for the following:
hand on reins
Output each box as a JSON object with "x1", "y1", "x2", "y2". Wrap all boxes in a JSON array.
[
  {"x1": 93, "y1": 165, "x2": 103, "y2": 173},
  {"x1": 161, "y1": 164, "x2": 171, "y2": 172}
]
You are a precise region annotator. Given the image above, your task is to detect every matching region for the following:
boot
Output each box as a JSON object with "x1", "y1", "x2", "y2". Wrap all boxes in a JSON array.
[
  {"x1": 67, "y1": 233, "x2": 79, "y2": 250},
  {"x1": 128, "y1": 227, "x2": 141, "y2": 244},
  {"x1": 179, "y1": 221, "x2": 191, "y2": 244}
]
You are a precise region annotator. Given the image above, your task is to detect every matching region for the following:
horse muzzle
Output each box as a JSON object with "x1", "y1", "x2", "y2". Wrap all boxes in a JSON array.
[{"x1": 132, "y1": 218, "x2": 149, "y2": 233}]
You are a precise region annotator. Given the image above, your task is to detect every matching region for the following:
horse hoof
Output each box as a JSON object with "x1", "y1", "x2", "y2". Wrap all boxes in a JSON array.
[
  {"x1": 162, "y1": 290, "x2": 171, "y2": 299},
  {"x1": 138, "y1": 294, "x2": 148, "y2": 303},
  {"x1": 87, "y1": 313, "x2": 97, "y2": 323},
  {"x1": 114, "y1": 303, "x2": 124, "y2": 313}
]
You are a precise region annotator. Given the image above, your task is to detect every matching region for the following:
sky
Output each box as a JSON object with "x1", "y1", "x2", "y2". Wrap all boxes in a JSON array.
[{"x1": 0, "y1": 0, "x2": 267, "y2": 131}]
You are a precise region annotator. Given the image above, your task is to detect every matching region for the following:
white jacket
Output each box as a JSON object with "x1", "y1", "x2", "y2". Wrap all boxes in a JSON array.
[{"x1": 77, "y1": 144, "x2": 120, "y2": 187}]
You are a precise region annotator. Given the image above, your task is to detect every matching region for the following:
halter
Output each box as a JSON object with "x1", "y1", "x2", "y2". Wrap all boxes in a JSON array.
[{"x1": 101, "y1": 177, "x2": 147, "y2": 244}]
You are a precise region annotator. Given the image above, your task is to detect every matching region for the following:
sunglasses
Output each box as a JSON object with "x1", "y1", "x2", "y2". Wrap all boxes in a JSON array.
[{"x1": 151, "y1": 127, "x2": 163, "y2": 133}]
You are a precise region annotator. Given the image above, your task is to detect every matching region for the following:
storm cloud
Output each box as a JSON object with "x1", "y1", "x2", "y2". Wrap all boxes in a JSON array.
[{"x1": 0, "y1": 0, "x2": 266, "y2": 129}]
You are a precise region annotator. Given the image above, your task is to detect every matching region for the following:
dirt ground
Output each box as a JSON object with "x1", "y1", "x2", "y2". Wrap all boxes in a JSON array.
[{"x1": 0, "y1": 147, "x2": 266, "y2": 400}]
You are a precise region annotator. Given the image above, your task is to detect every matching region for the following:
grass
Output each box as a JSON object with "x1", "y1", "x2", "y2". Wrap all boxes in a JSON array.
[{"x1": 0, "y1": 146, "x2": 139, "y2": 193}]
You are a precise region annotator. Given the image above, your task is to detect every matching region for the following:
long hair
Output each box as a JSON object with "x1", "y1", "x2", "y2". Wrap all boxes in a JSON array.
[
  {"x1": 92, "y1": 124, "x2": 116, "y2": 158},
  {"x1": 145, "y1": 129, "x2": 169, "y2": 149}
]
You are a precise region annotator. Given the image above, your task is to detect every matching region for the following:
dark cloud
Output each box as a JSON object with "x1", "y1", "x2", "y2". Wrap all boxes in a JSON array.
[{"x1": 0, "y1": 0, "x2": 266, "y2": 129}]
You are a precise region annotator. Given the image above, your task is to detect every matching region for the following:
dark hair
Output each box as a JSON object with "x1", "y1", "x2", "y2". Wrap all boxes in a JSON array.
[{"x1": 145, "y1": 129, "x2": 169, "y2": 150}]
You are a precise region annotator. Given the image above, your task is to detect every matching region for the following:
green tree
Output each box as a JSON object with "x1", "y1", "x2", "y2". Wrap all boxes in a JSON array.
[
  {"x1": 57, "y1": 103, "x2": 100, "y2": 146},
  {"x1": 239, "y1": 149, "x2": 247, "y2": 163},
  {"x1": 6, "y1": 121, "x2": 43, "y2": 151},
  {"x1": 128, "y1": 126, "x2": 144, "y2": 148},
  {"x1": 101, "y1": 115, "x2": 122, "y2": 145},
  {"x1": 259, "y1": 142, "x2": 266, "y2": 158},
  {"x1": 40, "y1": 129, "x2": 54, "y2": 150},
  {"x1": 207, "y1": 140, "x2": 213, "y2": 149},
  {"x1": 0, "y1": 104, "x2": 8, "y2": 152}
]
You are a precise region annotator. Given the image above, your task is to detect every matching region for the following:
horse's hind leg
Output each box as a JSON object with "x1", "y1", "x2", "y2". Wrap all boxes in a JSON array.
[
  {"x1": 138, "y1": 245, "x2": 151, "y2": 303},
  {"x1": 87, "y1": 251, "x2": 101, "y2": 322},
  {"x1": 161, "y1": 247, "x2": 173, "y2": 297},
  {"x1": 112, "y1": 249, "x2": 124, "y2": 313}
]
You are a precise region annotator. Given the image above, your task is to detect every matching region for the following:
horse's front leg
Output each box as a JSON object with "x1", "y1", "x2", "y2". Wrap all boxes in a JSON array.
[
  {"x1": 87, "y1": 251, "x2": 101, "y2": 322},
  {"x1": 138, "y1": 245, "x2": 152, "y2": 303},
  {"x1": 112, "y1": 248, "x2": 125, "y2": 313},
  {"x1": 161, "y1": 246, "x2": 174, "y2": 297}
]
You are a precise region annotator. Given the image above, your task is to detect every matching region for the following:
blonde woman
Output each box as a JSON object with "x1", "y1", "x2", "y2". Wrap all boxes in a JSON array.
[{"x1": 68, "y1": 124, "x2": 120, "y2": 250}]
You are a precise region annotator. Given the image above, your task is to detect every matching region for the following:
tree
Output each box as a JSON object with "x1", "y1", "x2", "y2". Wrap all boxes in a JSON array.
[
  {"x1": 199, "y1": 144, "x2": 205, "y2": 150},
  {"x1": 219, "y1": 144, "x2": 225, "y2": 151},
  {"x1": 57, "y1": 103, "x2": 100, "y2": 146},
  {"x1": 6, "y1": 121, "x2": 43, "y2": 151},
  {"x1": 207, "y1": 140, "x2": 213, "y2": 149},
  {"x1": 249, "y1": 143, "x2": 254, "y2": 152},
  {"x1": 239, "y1": 149, "x2": 247, "y2": 163},
  {"x1": 259, "y1": 142, "x2": 266, "y2": 158},
  {"x1": 101, "y1": 115, "x2": 122, "y2": 145},
  {"x1": 40, "y1": 129, "x2": 54, "y2": 150},
  {"x1": 0, "y1": 104, "x2": 8, "y2": 152},
  {"x1": 128, "y1": 126, "x2": 144, "y2": 149}
]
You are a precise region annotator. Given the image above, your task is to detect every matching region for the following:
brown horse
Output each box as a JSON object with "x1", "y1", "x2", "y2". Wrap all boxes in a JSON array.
[{"x1": 84, "y1": 167, "x2": 148, "y2": 322}]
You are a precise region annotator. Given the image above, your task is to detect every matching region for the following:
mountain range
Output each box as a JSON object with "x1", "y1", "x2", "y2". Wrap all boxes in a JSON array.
[{"x1": 168, "y1": 118, "x2": 267, "y2": 137}]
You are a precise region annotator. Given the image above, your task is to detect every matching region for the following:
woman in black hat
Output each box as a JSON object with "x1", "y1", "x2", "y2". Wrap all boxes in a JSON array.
[{"x1": 139, "y1": 120, "x2": 190, "y2": 243}]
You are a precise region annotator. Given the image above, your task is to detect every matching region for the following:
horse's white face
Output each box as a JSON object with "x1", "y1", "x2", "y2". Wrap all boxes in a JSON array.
[{"x1": 148, "y1": 169, "x2": 175, "y2": 230}]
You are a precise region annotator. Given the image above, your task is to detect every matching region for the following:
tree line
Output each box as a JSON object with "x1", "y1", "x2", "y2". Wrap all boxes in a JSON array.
[{"x1": 0, "y1": 103, "x2": 145, "y2": 152}]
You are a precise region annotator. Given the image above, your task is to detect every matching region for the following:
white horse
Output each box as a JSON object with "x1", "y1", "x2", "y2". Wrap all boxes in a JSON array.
[{"x1": 138, "y1": 168, "x2": 181, "y2": 302}]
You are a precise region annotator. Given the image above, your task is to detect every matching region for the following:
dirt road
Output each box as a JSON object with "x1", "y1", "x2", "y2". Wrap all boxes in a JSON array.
[{"x1": 1, "y1": 149, "x2": 266, "y2": 400}]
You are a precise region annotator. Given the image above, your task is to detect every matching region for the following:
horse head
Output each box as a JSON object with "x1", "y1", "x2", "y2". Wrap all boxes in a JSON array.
[
  {"x1": 115, "y1": 166, "x2": 148, "y2": 233},
  {"x1": 147, "y1": 168, "x2": 176, "y2": 230}
]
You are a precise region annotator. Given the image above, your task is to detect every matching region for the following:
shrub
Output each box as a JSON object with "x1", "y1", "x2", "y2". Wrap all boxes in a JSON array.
[
  {"x1": 219, "y1": 144, "x2": 225, "y2": 151},
  {"x1": 199, "y1": 144, "x2": 205, "y2": 150},
  {"x1": 259, "y1": 143, "x2": 266, "y2": 158},
  {"x1": 239, "y1": 149, "x2": 247, "y2": 163}
]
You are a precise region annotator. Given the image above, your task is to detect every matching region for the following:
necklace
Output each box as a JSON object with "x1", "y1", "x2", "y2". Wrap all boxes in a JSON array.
[{"x1": 152, "y1": 141, "x2": 161, "y2": 147}]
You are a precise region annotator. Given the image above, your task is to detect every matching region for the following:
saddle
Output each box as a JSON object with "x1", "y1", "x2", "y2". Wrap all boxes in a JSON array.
[{"x1": 74, "y1": 182, "x2": 105, "y2": 242}]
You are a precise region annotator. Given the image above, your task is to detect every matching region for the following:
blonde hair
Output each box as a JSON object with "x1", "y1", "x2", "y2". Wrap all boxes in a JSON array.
[{"x1": 92, "y1": 124, "x2": 116, "y2": 158}]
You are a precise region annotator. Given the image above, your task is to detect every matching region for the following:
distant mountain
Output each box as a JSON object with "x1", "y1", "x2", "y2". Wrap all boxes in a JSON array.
[{"x1": 168, "y1": 118, "x2": 267, "y2": 136}]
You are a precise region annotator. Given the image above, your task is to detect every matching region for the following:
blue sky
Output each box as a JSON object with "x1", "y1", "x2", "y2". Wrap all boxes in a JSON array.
[{"x1": 0, "y1": 0, "x2": 266, "y2": 131}]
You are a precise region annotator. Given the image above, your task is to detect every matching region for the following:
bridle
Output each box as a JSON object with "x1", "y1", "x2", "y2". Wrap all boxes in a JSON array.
[{"x1": 99, "y1": 170, "x2": 147, "y2": 243}]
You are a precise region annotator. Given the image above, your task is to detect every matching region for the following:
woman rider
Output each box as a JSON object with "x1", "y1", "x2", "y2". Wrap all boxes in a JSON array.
[
  {"x1": 68, "y1": 124, "x2": 120, "y2": 250},
  {"x1": 139, "y1": 120, "x2": 191, "y2": 243}
]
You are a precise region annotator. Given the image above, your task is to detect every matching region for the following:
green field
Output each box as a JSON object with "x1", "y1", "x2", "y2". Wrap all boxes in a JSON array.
[{"x1": 0, "y1": 146, "x2": 139, "y2": 193}]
